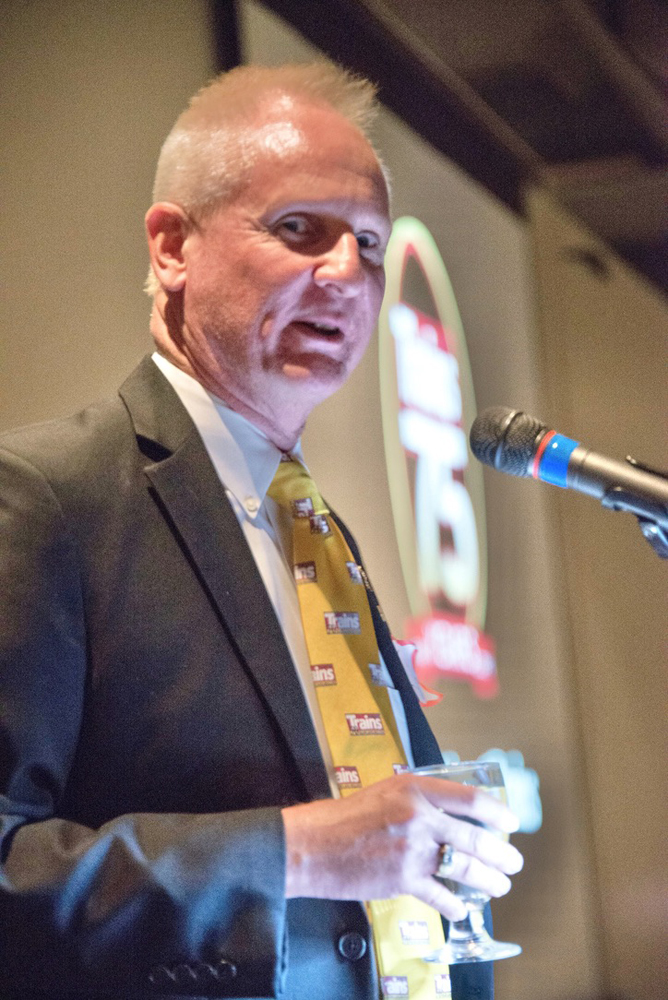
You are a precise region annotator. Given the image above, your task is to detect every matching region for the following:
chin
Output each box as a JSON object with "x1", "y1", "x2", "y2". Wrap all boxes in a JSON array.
[{"x1": 280, "y1": 356, "x2": 349, "y2": 391}]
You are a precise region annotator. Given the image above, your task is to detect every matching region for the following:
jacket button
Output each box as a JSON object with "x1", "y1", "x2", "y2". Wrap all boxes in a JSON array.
[
  {"x1": 173, "y1": 962, "x2": 199, "y2": 987},
  {"x1": 212, "y1": 957, "x2": 238, "y2": 980},
  {"x1": 337, "y1": 930, "x2": 367, "y2": 961},
  {"x1": 148, "y1": 964, "x2": 175, "y2": 987},
  {"x1": 192, "y1": 961, "x2": 218, "y2": 981}
]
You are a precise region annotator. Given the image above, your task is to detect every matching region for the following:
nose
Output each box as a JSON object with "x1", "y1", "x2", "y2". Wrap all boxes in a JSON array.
[{"x1": 312, "y1": 232, "x2": 364, "y2": 296}]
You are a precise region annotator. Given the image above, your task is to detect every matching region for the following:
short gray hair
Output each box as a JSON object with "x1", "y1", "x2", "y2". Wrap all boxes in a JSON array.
[
  {"x1": 154, "y1": 62, "x2": 380, "y2": 212},
  {"x1": 145, "y1": 62, "x2": 384, "y2": 296},
  {"x1": 145, "y1": 60, "x2": 388, "y2": 295}
]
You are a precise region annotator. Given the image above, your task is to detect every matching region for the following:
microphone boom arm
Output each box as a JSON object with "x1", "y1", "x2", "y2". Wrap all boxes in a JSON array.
[
  {"x1": 596, "y1": 456, "x2": 668, "y2": 558},
  {"x1": 469, "y1": 407, "x2": 668, "y2": 559}
]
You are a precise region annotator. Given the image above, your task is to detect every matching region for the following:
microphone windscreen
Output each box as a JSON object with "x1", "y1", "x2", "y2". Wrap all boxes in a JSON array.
[{"x1": 470, "y1": 407, "x2": 547, "y2": 476}]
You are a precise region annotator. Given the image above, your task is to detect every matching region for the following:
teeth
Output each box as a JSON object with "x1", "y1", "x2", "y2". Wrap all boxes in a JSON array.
[{"x1": 312, "y1": 323, "x2": 338, "y2": 334}]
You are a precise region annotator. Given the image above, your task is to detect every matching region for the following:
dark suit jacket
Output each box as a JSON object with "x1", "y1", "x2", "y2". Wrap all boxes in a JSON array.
[{"x1": 0, "y1": 357, "x2": 492, "y2": 999}]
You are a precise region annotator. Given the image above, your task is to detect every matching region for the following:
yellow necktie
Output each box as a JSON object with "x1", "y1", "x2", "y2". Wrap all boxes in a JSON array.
[{"x1": 269, "y1": 456, "x2": 452, "y2": 1000}]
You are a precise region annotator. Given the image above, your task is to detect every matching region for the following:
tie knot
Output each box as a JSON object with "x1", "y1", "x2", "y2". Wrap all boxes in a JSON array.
[{"x1": 268, "y1": 456, "x2": 329, "y2": 517}]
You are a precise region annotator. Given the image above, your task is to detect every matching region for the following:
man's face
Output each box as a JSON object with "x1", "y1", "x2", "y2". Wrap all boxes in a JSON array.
[{"x1": 179, "y1": 98, "x2": 391, "y2": 431}]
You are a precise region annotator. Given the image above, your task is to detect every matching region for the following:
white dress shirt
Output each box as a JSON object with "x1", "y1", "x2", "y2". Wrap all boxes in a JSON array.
[{"x1": 152, "y1": 353, "x2": 416, "y2": 795}]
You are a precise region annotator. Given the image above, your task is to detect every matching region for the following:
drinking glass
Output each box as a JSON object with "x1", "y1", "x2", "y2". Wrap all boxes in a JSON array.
[{"x1": 414, "y1": 760, "x2": 522, "y2": 963}]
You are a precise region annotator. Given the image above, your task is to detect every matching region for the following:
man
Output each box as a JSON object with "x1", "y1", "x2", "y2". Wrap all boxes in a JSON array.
[{"x1": 0, "y1": 63, "x2": 522, "y2": 999}]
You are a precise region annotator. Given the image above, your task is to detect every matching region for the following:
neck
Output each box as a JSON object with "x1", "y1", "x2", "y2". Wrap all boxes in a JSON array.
[{"x1": 150, "y1": 298, "x2": 308, "y2": 451}]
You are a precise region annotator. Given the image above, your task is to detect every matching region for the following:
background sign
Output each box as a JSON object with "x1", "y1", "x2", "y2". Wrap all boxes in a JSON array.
[{"x1": 379, "y1": 217, "x2": 497, "y2": 698}]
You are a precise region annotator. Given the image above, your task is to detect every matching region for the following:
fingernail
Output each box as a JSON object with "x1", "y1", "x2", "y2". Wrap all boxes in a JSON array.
[
  {"x1": 501, "y1": 874, "x2": 512, "y2": 895},
  {"x1": 507, "y1": 847, "x2": 524, "y2": 873}
]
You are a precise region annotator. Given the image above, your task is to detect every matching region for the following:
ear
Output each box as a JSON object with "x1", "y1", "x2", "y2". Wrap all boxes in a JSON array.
[{"x1": 145, "y1": 202, "x2": 191, "y2": 293}]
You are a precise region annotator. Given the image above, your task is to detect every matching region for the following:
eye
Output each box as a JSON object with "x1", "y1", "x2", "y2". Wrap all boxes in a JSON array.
[
  {"x1": 355, "y1": 230, "x2": 385, "y2": 263},
  {"x1": 355, "y1": 231, "x2": 377, "y2": 250},
  {"x1": 277, "y1": 216, "x2": 310, "y2": 239}
]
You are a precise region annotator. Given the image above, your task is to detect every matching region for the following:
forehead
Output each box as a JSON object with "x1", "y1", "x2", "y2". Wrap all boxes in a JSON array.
[{"x1": 231, "y1": 97, "x2": 390, "y2": 227}]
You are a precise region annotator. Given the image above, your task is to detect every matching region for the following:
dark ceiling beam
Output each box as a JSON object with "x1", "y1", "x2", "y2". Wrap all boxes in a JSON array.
[
  {"x1": 208, "y1": 0, "x2": 666, "y2": 293},
  {"x1": 258, "y1": 0, "x2": 535, "y2": 214},
  {"x1": 557, "y1": 0, "x2": 668, "y2": 164},
  {"x1": 210, "y1": 0, "x2": 242, "y2": 72}
]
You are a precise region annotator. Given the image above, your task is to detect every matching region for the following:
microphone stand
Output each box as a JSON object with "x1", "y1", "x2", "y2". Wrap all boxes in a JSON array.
[{"x1": 601, "y1": 456, "x2": 668, "y2": 558}]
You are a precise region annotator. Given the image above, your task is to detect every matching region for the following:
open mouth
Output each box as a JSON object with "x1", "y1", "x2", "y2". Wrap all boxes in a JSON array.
[{"x1": 293, "y1": 320, "x2": 343, "y2": 339}]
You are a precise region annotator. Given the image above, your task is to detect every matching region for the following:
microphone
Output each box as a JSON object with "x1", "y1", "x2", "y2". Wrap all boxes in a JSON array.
[{"x1": 469, "y1": 407, "x2": 668, "y2": 533}]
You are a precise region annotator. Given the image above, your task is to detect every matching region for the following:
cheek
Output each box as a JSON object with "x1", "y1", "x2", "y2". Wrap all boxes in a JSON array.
[
  {"x1": 374, "y1": 269, "x2": 387, "y2": 305},
  {"x1": 241, "y1": 255, "x2": 302, "y2": 310},
  {"x1": 361, "y1": 275, "x2": 386, "y2": 326}
]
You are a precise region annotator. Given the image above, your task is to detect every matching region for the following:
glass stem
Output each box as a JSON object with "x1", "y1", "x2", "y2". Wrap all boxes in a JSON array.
[{"x1": 449, "y1": 907, "x2": 489, "y2": 944}]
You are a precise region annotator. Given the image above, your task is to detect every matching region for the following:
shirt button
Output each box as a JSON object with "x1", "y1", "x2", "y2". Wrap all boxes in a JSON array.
[
  {"x1": 337, "y1": 930, "x2": 367, "y2": 961},
  {"x1": 245, "y1": 496, "x2": 259, "y2": 514}
]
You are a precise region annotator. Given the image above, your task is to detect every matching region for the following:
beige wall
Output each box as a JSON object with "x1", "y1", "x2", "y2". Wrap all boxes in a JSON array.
[
  {"x1": 527, "y1": 186, "x2": 668, "y2": 998},
  {"x1": 1, "y1": 0, "x2": 214, "y2": 429}
]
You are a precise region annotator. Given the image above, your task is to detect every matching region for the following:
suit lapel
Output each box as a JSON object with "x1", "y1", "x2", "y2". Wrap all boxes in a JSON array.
[
  {"x1": 118, "y1": 358, "x2": 440, "y2": 790},
  {"x1": 119, "y1": 358, "x2": 330, "y2": 802}
]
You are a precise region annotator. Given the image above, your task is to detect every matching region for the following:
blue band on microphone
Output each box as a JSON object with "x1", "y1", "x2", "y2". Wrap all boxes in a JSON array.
[{"x1": 538, "y1": 434, "x2": 579, "y2": 488}]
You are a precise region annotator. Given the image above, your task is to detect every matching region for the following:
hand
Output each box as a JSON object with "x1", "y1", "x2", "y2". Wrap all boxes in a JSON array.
[{"x1": 281, "y1": 773, "x2": 523, "y2": 921}]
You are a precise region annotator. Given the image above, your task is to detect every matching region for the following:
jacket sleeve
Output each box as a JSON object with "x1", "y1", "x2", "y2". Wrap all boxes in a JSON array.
[{"x1": 0, "y1": 446, "x2": 288, "y2": 999}]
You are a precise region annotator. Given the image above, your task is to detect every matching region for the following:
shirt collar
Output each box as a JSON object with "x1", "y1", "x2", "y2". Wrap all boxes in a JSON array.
[{"x1": 151, "y1": 353, "x2": 304, "y2": 518}]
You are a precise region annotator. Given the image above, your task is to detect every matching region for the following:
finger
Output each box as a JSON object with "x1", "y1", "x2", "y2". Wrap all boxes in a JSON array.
[
  {"x1": 437, "y1": 817, "x2": 524, "y2": 875},
  {"x1": 412, "y1": 874, "x2": 469, "y2": 922},
  {"x1": 415, "y1": 776, "x2": 519, "y2": 834},
  {"x1": 434, "y1": 849, "x2": 512, "y2": 898}
]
